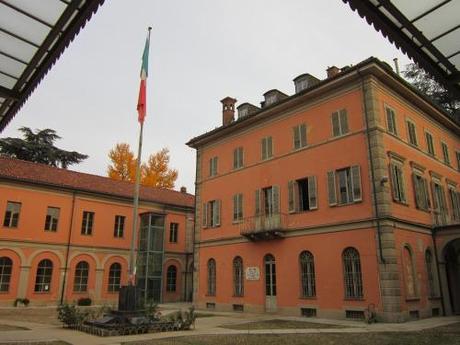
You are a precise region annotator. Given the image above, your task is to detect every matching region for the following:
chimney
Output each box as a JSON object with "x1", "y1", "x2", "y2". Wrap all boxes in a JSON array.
[
  {"x1": 326, "y1": 66, "x2": 340, "y2": 78},
  {"x1": 221, "y1": 97, "x2": 237, "y2": 126},
  {"x1": 180, "y1": 186, "x2": 187, "y2": 193}
]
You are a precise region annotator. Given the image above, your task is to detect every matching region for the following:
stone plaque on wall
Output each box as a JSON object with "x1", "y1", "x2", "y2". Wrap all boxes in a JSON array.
[{"x1": 245, "y1": 267, "x2": 260, "y2": 280}]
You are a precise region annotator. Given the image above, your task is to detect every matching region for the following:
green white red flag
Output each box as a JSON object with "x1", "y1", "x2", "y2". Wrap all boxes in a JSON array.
[{"x1": 137, "y1": 32, "x2": 150, "y2": 124}]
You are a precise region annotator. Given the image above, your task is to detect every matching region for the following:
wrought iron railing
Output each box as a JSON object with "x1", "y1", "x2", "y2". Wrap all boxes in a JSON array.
[{"x1": 240, "y1": 213, "x2": 288, "y2": 240}]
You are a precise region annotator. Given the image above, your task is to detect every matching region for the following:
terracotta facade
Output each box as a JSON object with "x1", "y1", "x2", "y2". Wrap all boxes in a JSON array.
[
  {"x1": 0, "y1": 158, "x2": 194, "y2": 306},
  {"x1": 187, "y1": 58, "x2": 460, "y2": 322}
]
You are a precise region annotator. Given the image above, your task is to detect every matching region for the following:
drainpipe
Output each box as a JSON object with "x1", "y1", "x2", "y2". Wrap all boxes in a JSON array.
[
  {"x1": 357, "y1": 69, "x2": 386, "y2": 264},
  {"x1": 60, "y1": 191, "x2": 76, "y2": 304},
  {"x1": 432, "y1": 228, "x2": 446, "y2": 316}
]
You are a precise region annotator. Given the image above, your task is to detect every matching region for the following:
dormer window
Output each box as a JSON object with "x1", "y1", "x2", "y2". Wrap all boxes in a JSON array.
[
  {"x1": 266, "y1": 94, "x2": 277, "y2": 106},
  {"x1": 239, "y1": 107, "x2": 248, "y2": 118},
  {"x1": 237, "y1": 103, "x2": 260, "y2": 119},
  {"x1": 293, "y1": 73, "x2": 320, "y2": 94},
  {"x1": 262, "y1": 90, "x2": 288, "y2": 108}
]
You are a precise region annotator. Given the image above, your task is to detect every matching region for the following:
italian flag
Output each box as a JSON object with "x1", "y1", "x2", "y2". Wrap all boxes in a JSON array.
[{"x1": 137, "y1": 32, "x2": 150, "y2": 124}]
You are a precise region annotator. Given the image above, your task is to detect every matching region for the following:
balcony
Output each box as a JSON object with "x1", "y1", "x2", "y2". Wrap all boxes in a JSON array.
[{"x1": 240, "y1": 213, "x2": 288, "y2": 241}]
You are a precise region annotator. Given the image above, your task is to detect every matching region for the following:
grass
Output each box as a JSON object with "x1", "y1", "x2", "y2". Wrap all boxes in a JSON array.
[
  {"x1": 0, "y1": 324, "x2": 29, "y2": 331},
  {"x1": 123, "y1": 322, "x2": 460, "y2": 345},
  {"x1": 220, "y1": 319, "x2": 345, "y2": 330}
]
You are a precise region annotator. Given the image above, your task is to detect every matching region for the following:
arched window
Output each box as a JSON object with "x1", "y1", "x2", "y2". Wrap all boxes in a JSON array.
[
  {"x1": 0, "y1": 257, "x2": 13, "y2": 292},
  {"x1": 425, "y1": 249, "x2": 437, "y2": 297},
  {"x1": 166, "y1": 265, "x2": 177, "y2": 292},
  {"x1": 342, "y1": 247, "x2": 363, "y2": 299},
  {"x1": 403, "y1": 246, "x2": 417, "y2": 298},
  {"x1": 108, "y1": 263, "x2": 121, "y2": 292},
  {"x1": 207, "y1": 259, "x2": 216, "y2": 296},
  {"x1": 73, "y1": 261, "x2": 89, "y2": 292},
  {"x1": 233, "y1": 256, "x2": 244, "y2": 297},
  {"x1": 299, "y1": 251, "x2": 316, "y2": 297},
  {"x1": 34, "y1": 259, "x2": 53, "y2": 292},
  {"x1": 264, "y1": 254, "x2": 276, "y2": 296}
]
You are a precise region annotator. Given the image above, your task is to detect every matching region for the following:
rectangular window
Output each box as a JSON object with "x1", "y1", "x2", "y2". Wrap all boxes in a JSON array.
[
  {"x1": 425, "y1": 132, "x2": 435, "y2": 156},
  {"x1": 441, "y1": 142, "x2": 450, "y2": 165},
  {"x1": 44, "y1": 207, "x2": 60, "y2": 232},
  {"x1": 203, "y1": 200, "x2": 221, "y2": 228},
  {"x1": 331, "y1": 109, "x2": 349, "y2": 137},
  {"x1": 81, "y1": 211, "x2": 94, "y2": 235},
  {"x1": 385, "y1": 106, "x2": 397, "y2": 135},
  {"x1": 233, "y1": 147, "x2": 244, "y2": 169},
  {"x1": 169, "y1": 222, "x2": 178, "y2": 242},
  {"x1": 209, "y1": 156, "x2": 218, "y2": 176},
  {"x1": 406, "y1": 120, "x2": 418, "y2": 146},
  {"x1": 3, "y1": 201, "x2": 21, "y2": 228},
  {"x1": 261, "y1": 136, "x2": 273, "y2": 160},
  {"x1": 390, "y1": 163, "x2": 406, "y2": 203},
  {"x1": 327, "y1": 166, "x2": 361, "y2": 206},
  {"x1": 113, "y1": 215, "x2": 125, "y2": 238},
  {"x1": 288, "y1": 176, "x2": 317, "y2": 213},
  {"x1": 412, "y1": 174, "x2": 430, "y2": 211},
  {"x1": 255, "y1": 186, "x2": 280, "y2": 216},
  {"x1": 293, "y1": 124, "x2": 307, "y2": 149},
  {"x1": 233, "y1": 193, "x2": 243, "y2": 222}
]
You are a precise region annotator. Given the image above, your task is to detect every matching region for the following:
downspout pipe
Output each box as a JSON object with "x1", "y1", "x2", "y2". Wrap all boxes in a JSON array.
[
  {"x1": 357, "y1": 69, "x2": 386, "y2": 264},
  {"x1": 60, "y1": 191, "x2": 76, "y2": 304}
]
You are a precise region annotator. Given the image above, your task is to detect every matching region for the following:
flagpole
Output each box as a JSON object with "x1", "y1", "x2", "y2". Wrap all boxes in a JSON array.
[{"x1": 128, "y1": 27, "x2": 152, "y2": 285}]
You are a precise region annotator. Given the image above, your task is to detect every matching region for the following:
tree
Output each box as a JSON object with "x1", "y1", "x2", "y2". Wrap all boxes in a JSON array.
[
  {"x1": 108, "y1": 143, "x2": 136, "y2": 181},
  {"x1": 403, "y1": 63, "x2": 459, "y2": 120},
  {"x1": 107, "y1": 143, "x2": 178, "y2": 189},
  {"x1": 0, "y1": 127, "x2": 88, "y2": 169}
]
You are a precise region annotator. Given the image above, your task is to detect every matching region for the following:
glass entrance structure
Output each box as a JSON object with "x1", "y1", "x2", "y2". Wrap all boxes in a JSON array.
[{"x1": 137, "y1": 213, "x2": 165, "y2": 303}]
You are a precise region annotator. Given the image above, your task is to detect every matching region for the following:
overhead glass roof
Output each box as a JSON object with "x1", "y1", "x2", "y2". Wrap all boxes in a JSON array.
[
  {"x1": 0, "y1": 0, "x2": 105, "y2": 132},
  {"x1": 343, "y1": 0, "x2": 460, "y2": 100}
]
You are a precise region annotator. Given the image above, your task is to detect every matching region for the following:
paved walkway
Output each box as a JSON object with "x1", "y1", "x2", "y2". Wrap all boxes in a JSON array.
[{"x1": 0, "y1": 304, "x2": 459, "y2": 345}]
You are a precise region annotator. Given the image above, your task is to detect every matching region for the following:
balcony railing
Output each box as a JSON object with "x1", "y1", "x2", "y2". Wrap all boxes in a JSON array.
[{"x1": 240, "y1": 213, "x2": 288, "y2": 241}]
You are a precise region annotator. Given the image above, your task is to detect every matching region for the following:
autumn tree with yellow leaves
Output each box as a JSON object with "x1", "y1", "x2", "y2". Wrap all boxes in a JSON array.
[{"x1": 107, "y1": 143, "x2": 178, "y2": 189}]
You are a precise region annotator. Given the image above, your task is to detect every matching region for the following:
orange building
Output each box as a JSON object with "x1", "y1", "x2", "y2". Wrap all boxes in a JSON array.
[
  {"x1": 187, "y1": 57, "x2": 460, "y2": 322},
  {"x1": 0, "y1": 157, "x2": 195, "y2": 306}
]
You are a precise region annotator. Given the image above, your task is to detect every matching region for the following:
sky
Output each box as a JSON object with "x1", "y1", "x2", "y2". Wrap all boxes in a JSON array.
[{"x1": 1, "y1": 0, "x2": 412, "y2": 193}]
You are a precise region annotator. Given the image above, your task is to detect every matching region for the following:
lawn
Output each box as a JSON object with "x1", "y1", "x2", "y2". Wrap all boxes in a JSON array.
[
  {"x1": 124, "y1": 322, "x2": 460, "y2": 345},
  {"x1": 220, "y1": 319, "x2": 345, "y2": 330}
]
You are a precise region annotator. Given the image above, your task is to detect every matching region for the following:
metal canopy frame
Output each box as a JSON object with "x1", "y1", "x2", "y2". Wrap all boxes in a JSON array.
[
  {"x1": 0, "y1": 0, "x2": 105, "y2": 132},
  {"x1": 343, "y1": 0, "x2": 460, "y2": 100}
]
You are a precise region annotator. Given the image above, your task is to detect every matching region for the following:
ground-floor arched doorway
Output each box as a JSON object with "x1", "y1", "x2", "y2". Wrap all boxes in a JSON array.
[{"x1": 444, "y1": 238, "x2": 460, "y2": 314}]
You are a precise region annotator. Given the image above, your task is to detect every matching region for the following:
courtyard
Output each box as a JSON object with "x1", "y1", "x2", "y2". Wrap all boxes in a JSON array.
[{"x1": 0, "y1": 304, "x2": 459, "y2": 345}]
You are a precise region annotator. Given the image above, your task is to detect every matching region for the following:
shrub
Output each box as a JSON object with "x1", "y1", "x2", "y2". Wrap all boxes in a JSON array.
[
  {"x1": 13, "y1": 298, "x2": 30, "y2": 307},
  {"x1": 57, "y1": 304, "x2": 85, "y2": 327},
  {"x1": 77, "y1": 297, "x2": 92, "y2": 306}
]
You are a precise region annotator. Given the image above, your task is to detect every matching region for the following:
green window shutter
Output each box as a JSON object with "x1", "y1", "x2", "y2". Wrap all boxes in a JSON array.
[
  {"x1": 288, "y1": 181, "x2": 295, "y2": 213},
  {"x1": 233, "y1": 195, "x2": 238, "y2": 221},
  {"x1": 308, "y1": 176, "x2": 318, "y2": 210},
  {"x1": 293, "y1": 126, "x2": 300, "y2": 149},
  {"x1": 327, "y1": 171, "x2": 337, "y2": 206},
  {"x1": 439, "y1": 186, "x2": 448, "y2": 216},
  {"x1": 390, "y1": 164, "x2": 400, "y2": 201},
  {"x1": 255, "y1": 189, "x2": 261, "y2": 216},
  {"x1": 261, "y1": 138, "x2": 267, "y2": 160},
  {"x1": 339, "y1": 109, "x2": 349, "y2": 134},
  {"x1": 386, "y1": 108, "x2": 394, "y2": 133},
  {"x1": 301, "y1": 124, "x2": 307, "y2": 147},
  {"x1": 233, "y1": 149, "x2": 238, "y2": 169},
  {"x1": 397, "y1": 167, "x2": 406, "y2": 203},
  {"x1": 422, "y1": 178, "x2": 430, "y2": 209},
  {"x1": 412, "y1": 174, "x2": 422, "y2": 209},
  {"x1": 214, "y1": 200, "x2": 221, "y2": 226},
  {"x1": 239, "y1": 148, "x2": 243, "y2": 168},
  {"x1": 202, "y1": 203, "x2": 208, "y2": 228},
  {"x1": 331, "y1": 112, "x2": 340, "y2": 137},
  {"x1": 267, "y1": 137, "x2": 273, "y2": 158},
  {"x1": 350, "y1": 165, "x2": 362, "y2": 202},
  {"x1": 431, "y1": 182, "x2": 439, "y2": 211},
  {"x1": 272, "y1": 185, "x2": 280, "y2": 214},
  {"x1": 238, "y1": 194, "x2": 243, "y2": 219}
]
